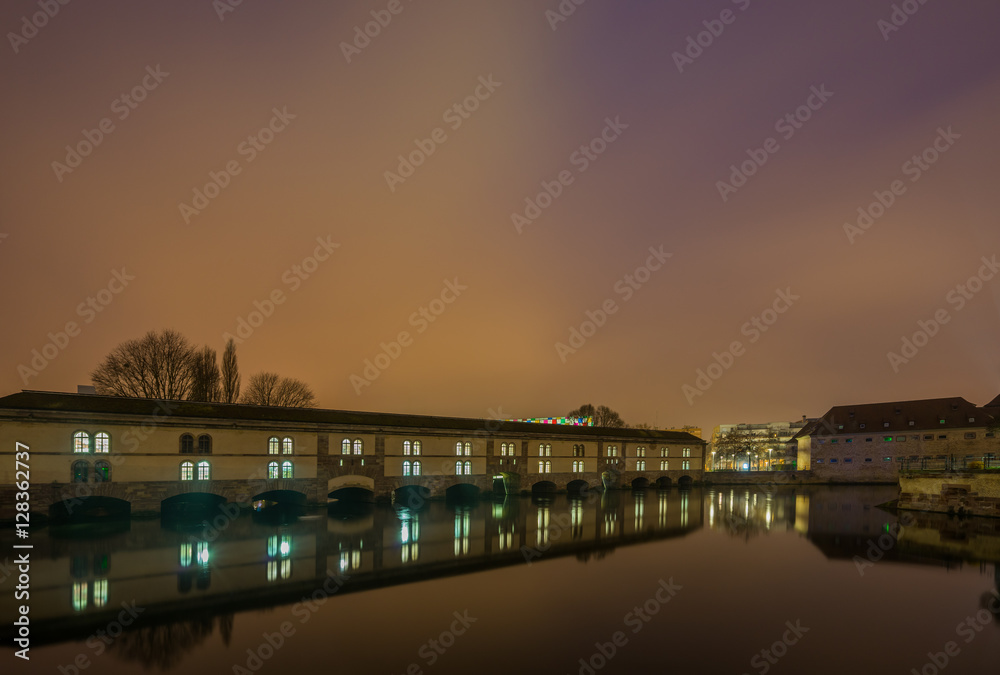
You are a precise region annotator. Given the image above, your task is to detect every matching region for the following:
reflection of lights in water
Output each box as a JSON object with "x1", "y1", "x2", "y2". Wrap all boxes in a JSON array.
[
  {"x1": 280, "y1": 540, "x2": 290, "y2": 556},
  {"x1": 536, "y1": 507, "x2": 550, "y2": 547},
  {"x1": 72, "y1": 581, "x2": 88, "y2": 611},
  {"x1": 455, "y1": 509, "x2": 471, "y2": 556},
  {"x1": 660, "y1": 492, "x2": 670, "y2": 528},
  {"x1": 401, "y1": 523, "x2": 410, "y2": 544},
  {"x1": 93, "y1": 579, "x2": 108, "y2": 608},
  {"x1": 681, "y1": 493, "x2": 689, "y2": 528},
  {"x1": 634, "y1": 495, "x2": 645, "y2": 530}
]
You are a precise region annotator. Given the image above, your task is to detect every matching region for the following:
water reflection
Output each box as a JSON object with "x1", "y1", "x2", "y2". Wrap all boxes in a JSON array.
[{"x1": 4, "y1": 484, "x2": 1000, "y2": 668}]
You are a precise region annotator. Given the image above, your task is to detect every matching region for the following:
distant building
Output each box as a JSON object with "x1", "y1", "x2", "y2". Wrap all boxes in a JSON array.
[
  {"x1": 793, "y1": 396, "x2": 999, "y2": 481},
  {"x1": 665, "y1": 426, "x2": 702, "y2": 439},
  {"x1": 709, "y1": 419, "x2": 812, "y2": 470}
]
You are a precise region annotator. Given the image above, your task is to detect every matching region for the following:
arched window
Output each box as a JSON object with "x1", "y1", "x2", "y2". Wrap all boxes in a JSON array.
[
  {"x1": 342, "y1": 439, "x2": 351, "y2": 455},
  {"x1": 197, "y1": 434, "x2": 212, "y2": 454},
  {"x1": 282, "y1": 437, "x2": 293, "y2": 455},
  {"x1": 281, "y1": 461, "x2": 293, "y2": 479},
  {"x1": 180, "y1": 461, "x2": 194, "y2": 481},
  {"x1": 73, "y1": 431, "x2": 90, "y2": 454},
  {"x1": 456, "y1": 442, "x2": 463, "y2": 456},
  {"x1": 268, "y1": 437, "x2": 280, "y2": 455},
  {"x1": 545, "y1": 460, "x2": 552, "y2": 474},
  {"x1": 197, "y1": 461, "x2": 211, "y2": 480},
  {"x1": 539, "y1": 443, "x2": 552, "y2": 457},
  {"x1": 72, "y1": 461, "x2": 89, "y2": 482},
  {"x1": 403, "y1": 440, "x2": 412, "y2": 456},
  {"x1": 268, "y1": 461, "x2": 279, "y2": 479},
  {"x1": 413, "y1": 441, "x2": 421, "y2": 456},
  {"x1": 463, "y1": 460, "x2": 471, "y2": 475},
  {"x1": 412, "y1": 460, "x2": 421, "y2": 476},
  {"x1": 637, "y1": 459, "x2": 646, "y2": 471},
  {"x1": 661, "y1": 459, "x2": 669, "y2": 470},
  {"x1": 455, "y1": 461, "x2": 463, "y2": 476},
  {"x1": 403, "y1": 460, "x2": 412, "y2": 476},
  {"x1": 95, "y1": 461, "x2": 111, "y2": 482},
  {"x1": 180, "y1": 434, "x2": 194, "y2": 454},
  {"x1": 95, "y1": 432, "x2": 110, "y2": 453},
  {"x1": 353, "y1": 439, "x2": 362, "y2": 455}
]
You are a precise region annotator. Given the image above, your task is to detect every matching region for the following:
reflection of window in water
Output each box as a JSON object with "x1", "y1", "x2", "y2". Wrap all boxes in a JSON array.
[
  {"x1": 680, "y1": 493, "x2": 689, "y2": 527},
  {"x1": 72, "y1": 581, "x2": 88, "y2": 611},
  {"x1": 634, "y1": 494, "x2": 645, "y2": 530},
  {"x1": 401, "y1": 515, "x2": 420, "y2": 563},
  {"x1": 455, "y1": 509, "x2": 471, "y2": 556},
  {"x1": 571, "y1": 501, "x2": 584, "y2": 539},
  {"x1": 267, "y1": 559, "x2": 292, "y2": 581},
  {"x1": 498, "y1": 522, "x2": 515, "y2": 551},
  {"x1": 605, "y1": 510, "x2": 617, "y2": 536},
  {"x1": 536, "y1": 506, "x2": 550, "y2": 547},
  {"x1": 267, "y1": 535, "x2": 292, "y2": 558},
  {"x1": 93, "y1": 579, "x2": 108, "y2": 608},
  {"x1": 179, "y1": 543, "x2": 193, "y2": 567},
  {"x1": 659, "y1": 492, "x2": 670, "y2": 528},
  {"x1": 339, "y1": 548, "x2": 362, "y2": 572},
  {"x1": 197, "y1": 542, "x2": 210, "y2": 566}
]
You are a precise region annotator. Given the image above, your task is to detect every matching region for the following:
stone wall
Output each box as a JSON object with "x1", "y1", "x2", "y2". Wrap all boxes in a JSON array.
[{"x1": 898, "y1": 472, "x2": 1000, "y2": 518}]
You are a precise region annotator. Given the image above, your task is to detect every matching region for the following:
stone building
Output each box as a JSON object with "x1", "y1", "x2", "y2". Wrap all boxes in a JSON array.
[{"x1": 793, "y1": 395, "x2": 999, "y2": 482}]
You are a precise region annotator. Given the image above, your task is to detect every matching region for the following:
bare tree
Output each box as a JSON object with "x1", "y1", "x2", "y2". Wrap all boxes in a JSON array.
[
  {"x1": 240, "y1": 372, "x2": 316, "y2": 407},
  {"x1": 91, "y1": 329, "x2": 196, "y2": 400},
  {"x1": 568, "y1": 403, "x2": 625, "y2": 428},
  {"x1": 189, "y1": 346, "x2": 221, "y2": 402},
  {"x1": 713, "y1": 428, "x2": 780, "y2": 471},
  {"x1": 220, "y1": 338, "x2": 240, "y2": 404}
]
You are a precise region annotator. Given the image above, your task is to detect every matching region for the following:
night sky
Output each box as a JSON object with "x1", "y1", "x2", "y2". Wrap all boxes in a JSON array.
[{"x1": 2, "y1": 0, "x2": 999, "y2": 434}]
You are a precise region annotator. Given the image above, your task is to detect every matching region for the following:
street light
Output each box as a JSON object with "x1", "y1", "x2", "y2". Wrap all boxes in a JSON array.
[{"x1": 767, "y1": 448, "x2": 772, "y2": 471}]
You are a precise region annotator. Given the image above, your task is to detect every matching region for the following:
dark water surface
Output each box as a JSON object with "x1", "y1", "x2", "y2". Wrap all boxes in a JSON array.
[{"x1": 3, "y1": 485, "x2": 999, "y2": 675}]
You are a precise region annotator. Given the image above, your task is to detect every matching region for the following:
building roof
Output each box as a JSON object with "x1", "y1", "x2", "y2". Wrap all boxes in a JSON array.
[
  {"x1": 984, "y1": 394, "x2": 1000, "y2": 409},
  {"x1": 0, "y1": 391, "x2": 703, "y2": 442},
  {"x1": 794, "y1": 396, "x2": 997, "y2": 438}
]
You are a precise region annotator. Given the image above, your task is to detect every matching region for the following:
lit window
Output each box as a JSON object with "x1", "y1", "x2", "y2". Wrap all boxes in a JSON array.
[
  {"x1": 661, "y1": 459, "x2": 669, "y2": 470},
  {"x1": 180, "y1": 461, "x2": 194, "y2": 481},
  {"x1": 413, "y1": 441, "x2": 421, "y2": 455},
  {"x1": 538, "y1": 443, "x2": 551, "y2": 457},
  {"x1": 282, "y1": 461, "x2": 293, "y2": 478},
  {"x1": 637, "y1": 459, "x2": 646, "y2": 471},
  {"x1": 73, "y1": 431, "x2": 90, "y2": 454},
  {"x1": 353, "y1": 439, "x2": 363, "y2": 455},
  {"x1": 403, "y1": 440, "x2": 412, "y2": 456},
  {"x1": 462, "y1": 442, "x2": 472, "y2": 456},
  {"x1": 198, "y1": 435, "x2": 212, "y2": 454},
  {"x1": 545, "y1": 460, "x2": 551, "y2": 473},
  {"x1": 72, "y1": 460, "x2": 89, "y2": 483},
  {"x1": 95, "y1": 432, "x2": 110, "y2": 453},
  {"x1": 682, "y1": 460, "x2": 690, "y2": 470},
  {"x1": 538, "y1": 460, "x2": 545, "y2": 473},
  {"x1": 883, "y1": 457, "x2": 892, "y2": 462},
  {"x1": 413, "y1": 460, "x2": 422, "y2": 475},
  {"x1": 456, "y1": 461, "x2": 463, "y2": 476},
  {"x1": 197, "y1": 461, "x2": 211, "y2": 481},
  {"x1": 268, "y1": 437, "x2": 280, "y2": 454},
  {"x1": 897, "y1": 436, "x2": 906, "y2": 442},
  {"x1": 268, "y1": 461, "x2": 279, "y2": 479},
  {"x1": 180, "y1": 434, "x2": 194, "y2": 454},
  {"x1": 637, "y1": 447, "x2": 646, "y2": 458},
  {"x1": 282, "y1": 437, "x2": 293, "y2": 454},
  {"x1": 969, "y1": 417, "x2": 976, "y2": 423},
  {"x1": 883, "y1": 436, "x2": 893, "y2": 442},
  {"x1": 682, "y1": 448, "x2": 691, "y2": 458},
  {"x1": 403, "y1": 460, "x2": 412, "y2": 476},
  {"x1": 95, "y1": 461, "x2": 111, "y2": 483},
  {"x1": 342, "y1": 439, "x2": 351, "y2": 454}
]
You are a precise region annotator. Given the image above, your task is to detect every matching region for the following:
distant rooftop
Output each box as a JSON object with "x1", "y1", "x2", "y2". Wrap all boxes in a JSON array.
[{"x1": 793, "y1": 396, "x2": 998, "y2": 438}]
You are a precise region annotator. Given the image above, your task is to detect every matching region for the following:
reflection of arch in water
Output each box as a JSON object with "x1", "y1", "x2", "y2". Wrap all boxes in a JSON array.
[
  {"x1": 445, "y1": 483, "x2": 480, "y2": 503},
  {"x1": 160, "y1": 492, "x2": 228, "y2": 523},
  {"x1": 49, "y1": 496, "x2": 131, "y2": 524},
  {"x1": 394, "y1": 484, "x2": 430, "y2": 510},
  {"x1": 631, "y1": 477, "x2": 650, "y2": 490}
]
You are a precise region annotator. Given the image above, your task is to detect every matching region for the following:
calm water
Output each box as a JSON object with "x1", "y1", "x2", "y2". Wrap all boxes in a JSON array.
[{"x1": 3, "y1": 486, "x2": 999, "y2": 675}]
